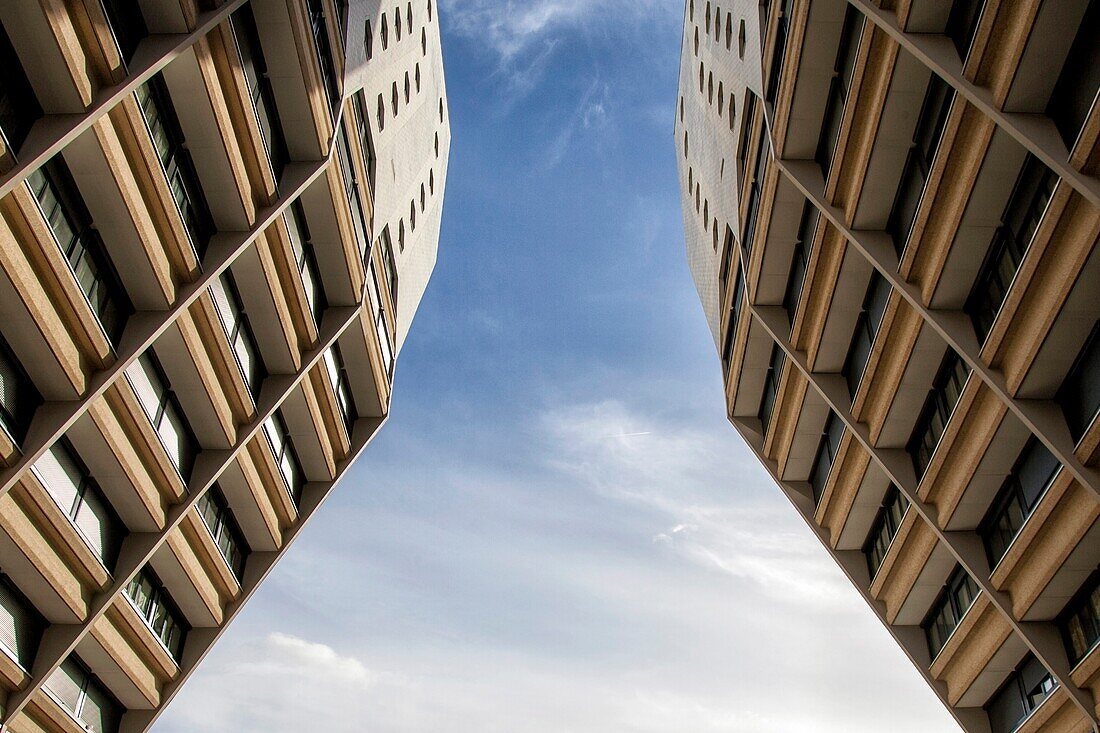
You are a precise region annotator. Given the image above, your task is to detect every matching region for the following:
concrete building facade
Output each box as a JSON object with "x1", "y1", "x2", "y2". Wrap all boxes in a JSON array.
[
  {"x1": 0, "y1": 0, "x2": 449, "y2": 731},
  {"x1": 676, "y1": 0, "x2": 1099, "y2": 730}
]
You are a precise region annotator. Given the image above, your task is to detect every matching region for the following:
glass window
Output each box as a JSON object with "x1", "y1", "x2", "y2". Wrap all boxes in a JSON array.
[
  {"x1": 1061, "y1": 573, "x2": 1100, "y2": 666},
  {"x1": 100, "y1": 0, "x2": 147, "y2": 64},
  {"x1": 367, "y1": 262, "x2": 395, "y2": 378},
  {"x1": 843, "y1": 273, "x2": 892, "y2": 397},
  {"x1": 324, "y1": 344, "x2": 357, "y2": 431},
  {"x1": 784, "y1": 201, "x2": 818, "y2": 325},
  {"x1": 810, "y1": 412, "x2": 845, "y2": 504},
  {"x1": 815, "y1": 6, "x2": 863, "y2": 176},
  {"x1": 1058, "y1": 322, "x2": 1100, "y2": 444},
  {"x1": 0, "y1": 573, "x2": 45, "y2": 669},
  {"x1": 195, "y1": 486, "x2": 249, "y2": 581},
  {"x1": 1047, "y1": 0, "x2": 1100, "y2": 152},
  {"x1": 758, "y1": 343, "x2": 786, "y2": 435},
  {"x1": 337, "y1": 126, "x2": 369, "y2": 258},
  {"x1": 209, "y1": 272, "x2": 266, "y2": 396},
  {"x1": 305, "y1": 0, "x2": 340, "y2": 112},
  {"x1": 263, "y1": 410, "x2": 303, "y2": 504},
  {"x1": 231, "y1": 5, "x2": 289, "y2": 182},
  {"x1": 125, "y1": 352, "x2": 198, "y2": 481},
  {"x1": 45, "y1": 656, "x2": 122, "y2": 733},
  {"x1": 765, "y1": 0, "x2": 792, "y2": 104},
  {"x1": 907, "y1": 350, "x2": 970, "y2": 478},
  {"x1": 980, "y1": 439, "x2": 1059, "y2": 567},
  {"x1": 742, "y1": 131, "x2": 771, "y2": 256},
  {"x1": 985, "y1": 653, "x2": 1055, "y2": 733},
  {"x1": 863, "y1": 486, "x2": 910, "y2": 581},
  {"x1": 946, "y1": 0, "x2": 983, "y2": 62},
  {"x1": 722, "y1": 270, "x2": 746, "y2": 377},
  {"x1": 124, "y1": 568, "x2": 187, "y2": 660},
  {"x1": 923, "y1": 565, "x2": 981, "y2": 659},
  {"x1": 286, "y1": 202, "x2": 328, "y2": 324},
  {"x1": 0, "y1": 332, "x2": 41, "y2": 445},
  {"x1": 0, "y1": 22, "x2": 41, "y2": 155}
]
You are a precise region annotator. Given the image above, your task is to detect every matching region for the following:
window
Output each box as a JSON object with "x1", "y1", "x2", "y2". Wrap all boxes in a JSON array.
[
  {"x1": 907, "y1": 350, "x2": 970, "y2": 478},
  {"x1": 209, "y1": 272, "x2": 265, "y2": 395},
  {"x1": 946, "y1": 0, "x2": 983, "y2": 63},
  {"x1": 392, "y1": 82, "x2": 399, "y2": 116},
  {"x1": 721, "y1": 269, "x2": 746, "y2": 376},
  {"x1": 843, "y1": 273, "x2": 892, "y2": 397},
  {"x1": 1047, "y1": 0, "x2": 1099, "y2": 152},
  {"x1": 810, "y1": 411, "x2": 845, "y2": 504},
  {"x1": 336, "y1": 125, "x2": 369, "y2": 258},
  {"x1": 125, "y1": 567, "x2": 187, "y2": 660},
  {"x1": 737, "y1": 93, "x2": 757, "y2": 185},
  {"x1": 263, "y1": 410, "x2": 304, "y2": 505},
  {"x1": 965, "y1": 154, "x2": 1057, "y2": 343},
  {"x1": 887, "y1": 75, "x2": 953, "y2": 254},
  {"x1": 32, "y1": 439, "x2": 122, "y2": 568},
  {"x1": 742, "y1": 127, "x2": 771, "y2": 256},
  {"x1": 718, "y1": 226, "x2": 735, "y2": 295},
  {"x1": 1060, "y1": 573, "x2": 1100, "y2": 666},
  {"x1": 27, "y1": 158, "x2": 131, "y2": 344},
  {"x1": 923, "y1": 565, "x2": 981, "y2": 658},
  {"x1": 395, "y1": 4, "x2": 403, "y2": 39},
  {"x1": 196, "y1": 486, "x2": 248, "y2": 581},
  {"x1": 815, "y1": 6, "x2": 863, "y2": 176},
  {"x1": 0, "y1": 23, "x2": 41, "y2": 155},
  {"x1": 0, "y1": 333, "x2": 41, "y2": 446},
  {"x1": 285, "y1": 201, "x2": 327, "y2": 325},
  {"x1": 379, "y1": 228, "x2": 399, "y2": 305},
  {"x1": 45, "y1": 657, "x2": 121, "y2": 733},
  {"x1": 367, "y1": 261, "x2": 395, "y2": 377},
  {"x1": 766, "y1": 0, "x2": 792, "y2": 104},
  {"x1": 404, "y1": 71, "x2": 411, "y2": 104},
  {"x1": 365, "y1": 19, "x2": 373, "y2": 59},
  {"x1": 305, "y1": 0, "x2": 340, "y2": 112},
  {"x1": 324, "y1": 344, "x2": 357, "y2": 432},
  {"x1": 0, "y1": 572, "x2": 45, "y2": 669},
  {"x1": 985, "y1": 654, "x2": 1056, "y2": 733},
  {"x1": 758, "y1": 343, "x2": 786, "y2": 435},
  {"x1": 231, "y1": 5, "x2": 289, "y2": 182},
  {"x1": 136, "y1": 75, "x2": 214, "y2": 258},
  {"x1": 377, "y1": 93, "x2": 386, "y2": 131},
  {"x1": 427, "y1": 0, "x2": 433, "y2": 22},
  {"x1": 863, "y1": 485, "x2": 909, "y2": 581},
  {"x1": 100, "y1": 0, "x2": 147, "y2": 64},
  {"x1": 784, "y1": 200, "x2": 818, "y2": 325},
  {"x1": 1058, "y1": 322, "x2": 1100, "y2": 444},
  {"x1": 126, "y1": 352, "x2": 198, "y2": 481},
  {"x1": 381, "y1": 13, "x2": 389, "y2": 50},
  {"x1": 979, "y1": 440, "x2": 1059, "y2": 567}
]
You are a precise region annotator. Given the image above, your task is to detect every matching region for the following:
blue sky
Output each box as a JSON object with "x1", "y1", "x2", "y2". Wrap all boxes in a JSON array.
[{"x1": 158, "y1": 1, "x2": 960, "y2": 730}]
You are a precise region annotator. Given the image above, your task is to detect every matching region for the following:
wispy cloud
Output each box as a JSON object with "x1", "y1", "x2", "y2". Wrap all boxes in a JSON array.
[{"x1": 543, "y1": 78, "x2": 611, "y2": 169}]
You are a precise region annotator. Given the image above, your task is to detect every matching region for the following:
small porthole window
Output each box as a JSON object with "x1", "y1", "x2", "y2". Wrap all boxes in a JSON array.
[
  {"x1": 689, "y1": 0, "x2": 694, "y2": 22},
  {"x1": 392, "y1": 82, "x2": 399, "y2": 115},
  {"x1": 729, "y1": 93, "x2": 736, "y2": 131},
  {"x1": 705, "y1": 2, "x2": 711, "y2": 34},
  {"x1": 714, "y1": 6, "x2": 721, "y2": 40},
  {"x1": 429, "y1": 169, "x2": 435, "y2": 194},
  {"x1": 395, "y1": 6, "x2": 402, "y2": 39},
  {"x1": 422, "y1": 28, "x2": 427, "y2": 55},
  {"x1": 695, "y1": 183, "x2": 700, "y2": 212},
  {"x1": 726, "y1": 13, "x2": 733, "y2": 51},
  {"x1": 707, "y1": 72, "x2": 713, "y2": 104},
  {"x1": 694, "y1": 27, "x2": 699, "y2": 56},
  {"x1": 718, "y1": 84, "x2": 724, "y2": 115},
  {"x1": 683, "y1": 130, "x2": 689, "y2": 158},
  {"x1": 415, "y1": 64, "x2": 422, "y2": 93},
  {"x1": 407, "y1": 3, "x2": 413, "y2": 30},
  {"x1": 434, "y1": 132, "x2": 439, "y2": 157},
  {"x1": 410, "y1": 201, "x2": 416, "y2": 230},
  {"x1": 738, "y1": 19, "x2": 746, "y2": 59},
  {"x1": 366, "y1": 20, "x2": 374, "y2": 59},
  {"x1": 679, "y1": 96, "x2": 684, "y2": 123},
  {"x1": 377, "y1": 94, "x2": 385, "y2": 130},
  {"x1": 688, "y1": 167, "x2": 693, "y2": 192},
  {"x1": 420, "y1": 184, "x2": 426, "y2": 210},
  {"x1": 439, "y1": 99, "x2": 444, "y2": 123},
  {"x1": 703, "y1": 200, "x2": 709, "y2": 229},
  {"x1": 398, "y1": 220, "x2": 405, "y2": 250},
  {"x1": 698, "y1": 62, "x2": 704, "y2": 93},
  {"x1": 381, "y1": 14, "x2": 389, "y2": 49},
  {"x1": 404, "y1": 72, "x2": 411, "y2": 103},
  {"x1": 428, "y1": 0, "x2": 433, "y2": 22},
  {"x1": 713, "y1": 222, "x2": 720, "y2": 251}
]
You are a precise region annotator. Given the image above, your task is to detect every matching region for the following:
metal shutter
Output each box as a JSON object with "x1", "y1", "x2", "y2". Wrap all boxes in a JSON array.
[
  {"x1": 73, "y1": 487, "x2": 118, "y2": 566},
  {"x1": 0, "y1": 579, "x2": 40, "y2": 667},
  {"x1": 80, "y1": 680, "x2": 120, "y2": 733},
  {"x1": 45, "y1": 658, "x2": 85, "y2": 715},
  {"x1": 33, "y1": 443, "x2": 82, "y2": 517}
]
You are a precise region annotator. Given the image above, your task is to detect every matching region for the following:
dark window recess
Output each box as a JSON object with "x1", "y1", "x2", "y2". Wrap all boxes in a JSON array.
[
  {"x1": 366, "y1": 259, "x2": 394, "y2": 377},
  {"x1": 336, "y1": 126, "x2": 369, "y2": 258},
  {"x1": 264, "y1": 410, "x2": 304, "y2": 505},
  {"x1": 758, "y1": 343, "x2": 786, "y2": 434},
  {"x1": 27, "y1": 159, "x2": 132, "y2": 344},
  {"x1": 1058, "y1": 322, "x2": 1100, "y2": 444},
  {"x1": 946, "y1": 0, "x2": 983, "y2": 63},
  {"x1": 737, "y1": 93, "x2": 757, "y2": 186},
  {"x1": 784, "y1": 201, "x2": 818, "y2": 325},
  {"x1": 1047, "y1": 0, "x2": 1100, "y2": 152},
  {"x1": 765, "y1": 0, "x2": 792, "y2": 105},
  {"x1": 722, "y1": 270, "x2": 747, "y2": 377},
  {"x1": 0, "y1": 22, "x2": 42, "y2": 156},
  {"x1": 44, "y1": 656, "x2": 122, "y2": 733},
  {"x1": 126, "y1": 352, "x2": 198, "y2": 481},
  {"x1": 907, "y1": 350, "x2": 971, "y2": 479},
  {"x1": 196, "y1": 485, "x2": 249, "y2": 581},
  {"x1": 979, "y1": 440, "x2": 1059, "y2": 567},
  {"x1": 231, "y1": 5, "x2": 289, "y2": 182},
  {"x1": 324, "y1": 344, "x2": 357, "y2": 431},
  {"x1": 136, "y1": 75, "x2": 214, "y2": 258},
  {"x1": 100, "y1": 0, "x2": 147, "y2": 64},
  {"x1": 379, "y1": 228, "x2": 399, "y2": 306},
  {"x1": 354, "y1": 91, "x2": 378, "y2": 193},
  {"x1": 815, "y1": 5, "x2": 863, "y2": 177},
  {"x1": 286, "y1": 201, "x2": 328, "y2": 324},
  {"x1": 966, "y1": 154, "x2": 1058, "y2": 344},
  {"x1": 810, "y1": 412, "x2": 845, "y2": 504},
  {"x1": 32, "y1": 439, "x2": 123, "y2": 569},
  {"x1": 718, "y1": 226, "x2": 736, "y2": 296},
  {"x1": 1060, "y1": 572, "x2": 1100, "y2": 666},
  {"x1": 887, "y1": 74, "x2": 953, "y2": 254},
  {"x1": 125, "y1": 567, "x2": 188, "y2": 660},
  {"x1": 985, "y1": 653, "x2": 1056, "y2": 733},
  {"x1": 863, "y1": 486, "x2": 910, "y2": 581},
  {"x1": 923, "y1": 565, "x2": 981, "y2": 659},
  {"x1": 209, "y1": 272, "x2": 266, "y2": 396},
  {"x1": 0, "y1": 333, "x2": 41, "y2": 446},
  {"x1": 742, "y1": 129, "x2": 771, "y2": 256},
  {"x1": 305, "y1": 0, "x2": 341, "y2": 113},
  {"x1": 0, "y1": 572, "x2": 45, "y2": 669},
  {"x1": 843, "y1": 273, "x2": 892, "y2": 398}
]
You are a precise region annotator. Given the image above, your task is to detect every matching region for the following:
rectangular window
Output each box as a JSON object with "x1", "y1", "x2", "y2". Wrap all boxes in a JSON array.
[
  {"x1": 784, "y1": 201, "x2": 818, "y2": 326},
  {"x1": 737, "y1": 93, "x2": 757, "y2": 188},
  {"x1": 863, "y1": 485, "x2": 910, "y2": 581},
  {"x1": 742, "y1": 130, "x2": 771, "y2": 256},
  {"x1": 136, "y1": 75, "x2": 215, "y2": 259},
  {"x1": 125, "y1": 352, "x2": 198, "y2": 481},
  {"x1": 100, "y1": 0, "x2": 147, "y2": 64},
  {"x1": 231, "y1": 5, "x2": 289, "y2": 182},
  {"x1": 758, "y1": 343, "x2": 786, "y2": 435},
  {"x1": 946, "y1": 0, "x2": 983, "y2": 63},
  {"x1": 353, "y1": 91, "x2": 378, "y2": 193},
  {"x1": 843, "y1": 273, "x2": 892, "y2": 398},
  {"x1": 304, "y1": 0, "x2": 341, "y2": 113},
  {"x1": 887, "y1": 75, "x2": 953, "y2": 255},
  {"x1": 907, "y1": 350, "x2": 970, "y2": 479},
  {"x1": 1047, "y1": 0, "x2": 1099, "y2": 152},
  {"x1": 367, "y1": 261, "x2": 395, "y2": 378},
  {"x1": 337, "y1": 125, "x2": 369, "y2": 258},
  {"x1": 0, "y1": 573, "x2": 45, "y2": 670},
  {"x1": 27, "y1": 158, "x2": 131, "y2": 344},
  {"x1": 44, "y1": 656, "x2": 122, "y2": 733},
  {"x1": 124, "y1": 567, "x2": 187, "y2": 660},
  {"x1": 1061, "y1": 573, "x2": 1100, "y2": 666},
  {"x1": 0, "y1": 333, "x2": 41, "y2": 446},
  {"x1": 965, "y1": 154, "x2": 1058, "y2": 344},
  {"x1": 196, "y1": 485, "x2": 249, "y2": 581},
  {"x1": 765, "y1": 0, "x2": 792, "y2": 105},
  {"x1": 286, "y1": 202, "x2": 328, "y2": 324},
  {"x1": 923, "y1": 565, "x2": 981, "y2": 659},
  {"x1": 209, "y1": 272, "x2": 266, "y2": 396},
  {"x1": 1058, "y1": 322, "x2": 1100, "y2": 444},
  {"x1": 324, "y1": 344, "x2": 357, "y2": 431},
  {"x1": 815, "y1": 5, "x2": 863, "y2": 176},
  {"x1": 0, "y1": 22, "x2": 41, "y2": 156},
  {"x1": 32, "y1": 440, "x2": 122, "y2": 569},
  {"x1": 985, "y1": 653, "x2": 1056, "y2": 733},
  {"x1": 810, "y1": 412, "x2": 845, "y2": 504},
  {"x1": 979, "y1": 440, "x2": 1060, "y2": 567},
  {"x1": 379, "y1": 228, "x2": 399, "y2": 307},
  {"x1": 263, "y1": 410, "x2": 304, "y2": 505},
  {"x1": 722, "y1": 270, "x2": 747, "y2": 377}
]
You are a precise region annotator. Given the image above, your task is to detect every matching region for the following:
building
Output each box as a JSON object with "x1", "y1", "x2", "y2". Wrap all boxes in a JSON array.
[
  {"x1": 677, "y1": 0, "x2": 1099, "y2": 730},
  {"x1": 0, "y1": 0, "x2": 449, "y2": 731}
]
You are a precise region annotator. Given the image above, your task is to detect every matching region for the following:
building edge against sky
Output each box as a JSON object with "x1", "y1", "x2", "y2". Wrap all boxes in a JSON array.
[
  {"x1": 676, "y1": 0, "x2": 1100, "y2": 730},
  {"x1": 0, "y1": 0, "x2": 449, "y2": 731}
]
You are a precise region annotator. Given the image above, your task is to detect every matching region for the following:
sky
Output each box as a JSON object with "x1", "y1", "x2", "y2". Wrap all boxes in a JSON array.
[{"x1": 157, "y1": 1, "x2": 962, "y2": 730}]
